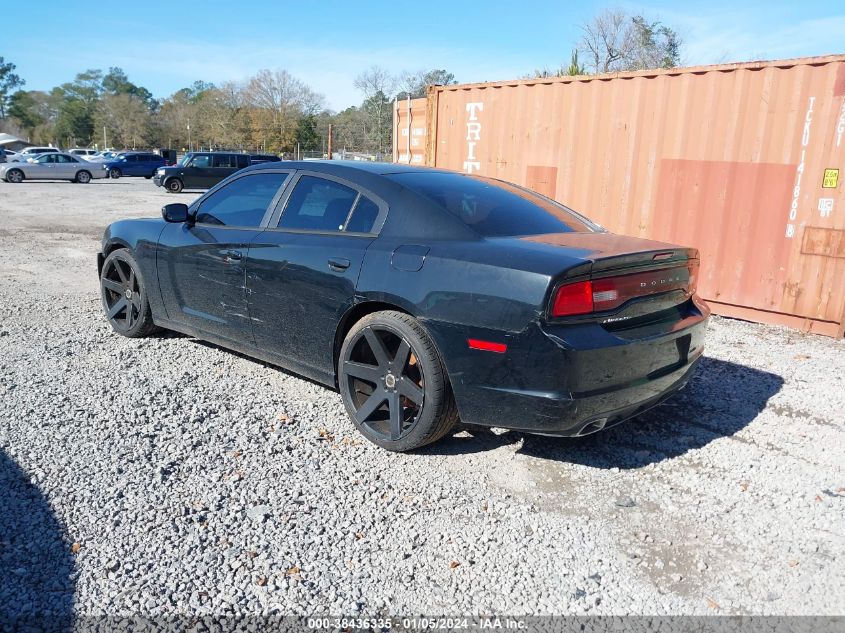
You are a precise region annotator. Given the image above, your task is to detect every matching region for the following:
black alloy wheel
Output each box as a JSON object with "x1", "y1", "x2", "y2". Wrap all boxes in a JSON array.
[
  {"x1": 166, "y1": 178, "x2": 183, "y2": 193},
  {"x1": 339, "y1": 311, "x2": 457, "y2": 451},
  {"x1": 109, "y1": 168, "x2": 121, "y2": 179},
  {"x1": 100, "y1": 250, "x2": 158, "y2": 338}
]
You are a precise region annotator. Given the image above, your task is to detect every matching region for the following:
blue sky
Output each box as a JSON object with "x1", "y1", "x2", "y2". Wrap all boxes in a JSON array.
[{"x1": 4, "y1": 1, "x2": 843, "y2": 110}]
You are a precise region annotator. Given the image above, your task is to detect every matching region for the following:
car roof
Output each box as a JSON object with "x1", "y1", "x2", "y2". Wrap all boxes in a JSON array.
[
  {"x1": 245, "y1": 159, "x2": 451, "y2": 177},
  {"x1": 239, "y1": 160, "x2": 476, "y2": 241}
]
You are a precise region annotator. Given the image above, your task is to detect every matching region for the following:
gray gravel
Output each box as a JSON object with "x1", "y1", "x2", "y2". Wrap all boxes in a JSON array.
[{"x1": 0, "y1": 179, "x2": 843, "y2": 619}]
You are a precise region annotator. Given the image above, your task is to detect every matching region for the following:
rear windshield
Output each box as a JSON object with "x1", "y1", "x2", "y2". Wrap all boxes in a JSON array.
[{"x1": 388, "y1": 172, "x2": 602, "y2": 237}]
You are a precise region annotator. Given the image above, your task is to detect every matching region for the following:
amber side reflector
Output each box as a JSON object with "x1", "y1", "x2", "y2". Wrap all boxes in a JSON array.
[{"x1": 467, "y1": 339, "x2": 507, "y2": 353}]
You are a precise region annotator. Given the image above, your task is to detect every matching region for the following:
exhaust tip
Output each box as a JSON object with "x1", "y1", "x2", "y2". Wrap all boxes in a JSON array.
[{"x1": 577, "y1": 417, "x2": 608, "y2": 436}]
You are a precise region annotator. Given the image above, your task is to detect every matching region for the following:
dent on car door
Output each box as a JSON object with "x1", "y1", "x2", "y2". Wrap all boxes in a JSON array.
[
  {"x1": 246, "y1": 173, "x2": 387, "y2": 382},
  {"x1": 156, "y1": 171, "x2": 291, "y2": 343}
]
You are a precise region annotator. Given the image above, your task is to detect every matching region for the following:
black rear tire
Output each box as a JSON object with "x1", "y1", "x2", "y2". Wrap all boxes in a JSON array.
[
  {"x1": 5, "y1": 169, "x2": 23, "y2": 183},
  {"x1": 166, "y1": 178, "x2": 183, "y2": 193},
  {"x1": 100, "y1": 249, "x2": 160, "y2": 338},
  {"x1": 338, "y1": 310, "x2": 458, "y2": 451}
]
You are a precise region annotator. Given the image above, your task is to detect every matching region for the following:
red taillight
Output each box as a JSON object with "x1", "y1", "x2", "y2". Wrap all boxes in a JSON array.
[
  {"x1": 551, "y1": 262, "x2": 699, "y2": 318},
  {"x1": 551, "y1": 280, "x2": 594, "y2": 316}
]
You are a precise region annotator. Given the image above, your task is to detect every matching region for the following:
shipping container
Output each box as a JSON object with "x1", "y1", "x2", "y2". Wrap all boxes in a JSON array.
[{"x1": 395, "y1": 55, "x2": 845, "y2": 337}]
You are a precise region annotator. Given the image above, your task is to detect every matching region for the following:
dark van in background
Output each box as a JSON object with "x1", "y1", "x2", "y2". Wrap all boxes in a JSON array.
[{"x1": 153, "y1": 151, "x2": 278, "y2": 193}]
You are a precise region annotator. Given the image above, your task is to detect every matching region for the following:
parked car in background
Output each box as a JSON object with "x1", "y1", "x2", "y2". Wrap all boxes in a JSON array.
[
  {"x1": 69, "y1": 148, "x2": 98, "y2": 158},
  {"x1": 99, "y1": 161, "x2": 709, "y2": 451},
  {"x1": 14, "y1": 147, "x2": 60, "y2": 162},
  {"x1": 153, "y1": 151, "x2": 251, "y2": 193},
  {"x1": 101, "y1": 152, "x2": 166, "y2": 179},
  {"x1": 1, "y1": 152, "x2": 106, "y2": 183},
  {"x1": 86, "y1": 151, "x2": 121, "y2": 162}
]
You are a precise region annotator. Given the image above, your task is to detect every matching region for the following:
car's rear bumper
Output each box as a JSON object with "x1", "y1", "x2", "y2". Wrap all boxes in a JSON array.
[
  {"x1": 153, "y1": 175, "x2": 164, "y2": 187},
  {"x1": 427, "y1": 296, "x2": 710, "y2": 436}
]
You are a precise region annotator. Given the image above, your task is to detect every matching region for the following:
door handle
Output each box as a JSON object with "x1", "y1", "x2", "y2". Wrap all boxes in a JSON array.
[
  {"x1": 222, "y1": 249, "x2": 242, "y2": 262},
  {"x1": 328, "y1": 257, "x2": 351, "y2": 272}
]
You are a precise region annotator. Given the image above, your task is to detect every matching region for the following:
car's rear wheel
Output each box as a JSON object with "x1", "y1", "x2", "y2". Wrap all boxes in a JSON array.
[
  {"x1": 75, "y1": 170, "x2": 91, "y2": 184},
  {"x1": 109, "y1": 168, "x2": 121, "y2": 179},
  {"x1": 166, "y1": 178, "x2": 183, "y2": 193},
  {"x1": 100, "y1": 249, "x2": 159, "y2": 338},
  {"x1": 5, "y1": 169, "x2": 24, "y2": 183},
  {"x1": 338, "y1": 310, "x2": 457, "y2": 451}
]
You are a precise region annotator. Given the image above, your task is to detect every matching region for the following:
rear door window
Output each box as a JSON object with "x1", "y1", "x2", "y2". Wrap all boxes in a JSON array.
[
  {"x1": 212, "y1": 154, "x2": 235, "y2": 168},
  {"x1": 237, "y1": 155, "x2": 250, "y2": 169},
  {"x1": 345, "y1": 195, "x2": 381, "y2": 233},
  {"x1": 278, "y1": 175, "x2": 357, "y2": 232}
]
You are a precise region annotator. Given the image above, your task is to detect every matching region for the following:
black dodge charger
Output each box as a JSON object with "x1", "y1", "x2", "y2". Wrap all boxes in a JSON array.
[{"x1": 98, "y1": 161, "x2": 709, "y2": 451}]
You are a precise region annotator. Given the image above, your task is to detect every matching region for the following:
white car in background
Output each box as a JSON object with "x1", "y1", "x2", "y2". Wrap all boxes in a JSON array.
[
  {"x1": 1, "y1": 152, "x2": 108, "y2": 183},
  {"x1": 13, "y1": 147, "x2": 61, "y2": 162},
  {"x1": 69, "y1": 148, "x2": 99, "y2": 159},
  {"x1": 85, "y1": 150, "x2": 122, "y2": 162}
]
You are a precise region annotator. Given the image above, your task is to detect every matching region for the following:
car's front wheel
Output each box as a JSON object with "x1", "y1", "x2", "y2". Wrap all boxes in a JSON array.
[
  {"x1": 75, "y1": 170, "x2": 92, "y2": 184},
  {"x1": 100, "y1": 249, "x2": 159, "y2": 338},
  {"x1": 338, "y1": 310, "x2": 458, "y2": 451},
  {"x1": 5, "y1": 169, "x2": 24, "y2": 183},
  {"x1": 165, "y1": 178, "x2": 183, "y2": 193},
  {"x1": 109, "y1": 168, "x2": 121, "y2": 179}
]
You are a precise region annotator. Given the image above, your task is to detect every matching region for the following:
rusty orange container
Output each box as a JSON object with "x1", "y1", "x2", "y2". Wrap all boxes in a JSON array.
[{"x1": 395, "y1": 55, "x2": 845, "y2": 337}]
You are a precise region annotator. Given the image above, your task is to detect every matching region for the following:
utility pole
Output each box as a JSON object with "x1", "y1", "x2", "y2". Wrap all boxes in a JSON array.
[
  {"x1": 187, "y1": 123, "x2": 191, "y2": 151},
  {"x1": 103, "y1": 126, "x2": 107, "y2": 150},
  {"x1": 327, "y1": 124, "x2": 333, "y2": 160}
]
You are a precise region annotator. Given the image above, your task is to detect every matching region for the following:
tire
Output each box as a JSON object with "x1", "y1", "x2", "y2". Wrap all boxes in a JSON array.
[
  {"x1": 109, "y1": 168, "x2": 121, "y2": 179},
  {"x1": 5, "y1": 169, "x2": 23, "y2": 183},
  {"x1": 99, "y1": 249, "x2": 160, "y2": 338},
  {"x1": 75, "y1": 170, "x2": 91, "y2": 184},
  {"x1": 338, "y1": 310, "x2": 458, "y2": 451},
  {"x1": 165, "y1": 178, "x2": 183, "y2": 193}
]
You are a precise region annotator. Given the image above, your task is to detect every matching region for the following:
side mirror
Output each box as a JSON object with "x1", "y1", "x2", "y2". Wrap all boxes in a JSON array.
[{"x1": 162, "y1": 203, "x2": 190, "y2": 223}]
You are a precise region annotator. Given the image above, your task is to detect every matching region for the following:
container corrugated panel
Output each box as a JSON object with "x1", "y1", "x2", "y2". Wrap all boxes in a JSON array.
[
  {"x1": 409, "y1": 56, "x2": 845, "y2": 337},
  {"x1": 392, "y1": 97, "x2": 428, "y2": 166}
]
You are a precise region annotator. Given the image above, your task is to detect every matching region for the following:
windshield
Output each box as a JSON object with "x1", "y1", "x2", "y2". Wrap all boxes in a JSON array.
[{"x1": 388, "y1": 172, "x2": 603, "y2": 237}]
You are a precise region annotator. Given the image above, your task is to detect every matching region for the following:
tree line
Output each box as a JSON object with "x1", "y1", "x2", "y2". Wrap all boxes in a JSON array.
[
  {"x1": 0, "y1": 63, "x2": 456, "y2": 157},
  {"x1": 0, "y1": 8, "x2": 682, "y2": 156}
]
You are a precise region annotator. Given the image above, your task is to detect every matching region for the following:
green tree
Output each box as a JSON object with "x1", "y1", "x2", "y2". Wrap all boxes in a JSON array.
[
  {"x1": 579, "y1": 8, "x2": 682, "y2": 73},
  {"x1": 565, "y1": 50, "x2": 586, "y2": 76},
  {"x1": 53, "y1": 97, "x2": 93, "y2": 146},
  {"x1": 398, "y1": 69, "x2": 457, "y2": 99},
  {"x1": 0, "y1": 57, "x2": 26, "y2": 119},
  {"x1": 295, "y1": 113, "x2": 320, "y2": 151},
  {"x1": 7, "y1": 91, "x2": 44, "y2": 135},
  {"x1": 102, "y1": 67, "x2": 157, "y2": 109},
  {"x1": 51, "y1": 70, "x2": 104, "y2": 145}
]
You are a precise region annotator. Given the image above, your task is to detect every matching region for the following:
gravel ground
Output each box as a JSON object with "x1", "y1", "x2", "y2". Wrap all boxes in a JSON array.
[{"x1": 0, "y1": 178, "x2": 843, "y2": 620}]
